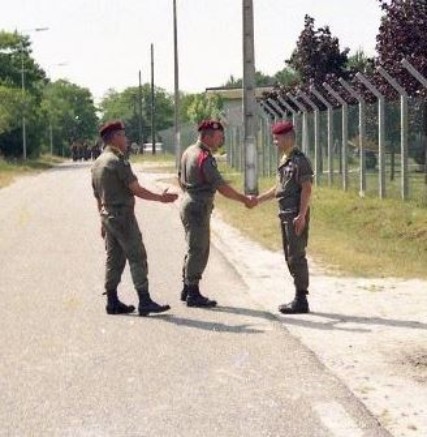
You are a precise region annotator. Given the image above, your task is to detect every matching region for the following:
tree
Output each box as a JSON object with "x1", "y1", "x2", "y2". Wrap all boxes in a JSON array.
[
  {"x1": 376, "y1": 0, "x2": 427, "y2": 167},
  {"x1": 287, "y1": 15, "x2": 349, "y2": 85},
  {"x1": 273, "y1": 67, "x2": 299, "y2": 87},
  {"x1": 184, "y1": 93, "x2": 223, "y2": 124},
  {"x1": 0, "y1": 31, "x2": 47, "y2": 157},
  {"x1": 346, "y1": 49, "x2": 375, "y2": 76},
  {"x1": 99, "y1": 85, "x2": 174, "y2": 145},
  {"x1": 41, "y1": 80, "x2": 98, "y2": 155},
  {"x1": 376, "y1": 0, "x2": 427, "y2": 95}
]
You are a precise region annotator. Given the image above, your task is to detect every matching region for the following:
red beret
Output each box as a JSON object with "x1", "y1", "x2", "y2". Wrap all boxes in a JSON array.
[
  {"x1": 99, "y1": 120, "x2": 125, "y2": 137},
  {"x1": 271, "y1": 120, "x2": 294, "y2": 135},
  {"x1": 197, "y1": 119, "x2": 224, "y2": 132}
]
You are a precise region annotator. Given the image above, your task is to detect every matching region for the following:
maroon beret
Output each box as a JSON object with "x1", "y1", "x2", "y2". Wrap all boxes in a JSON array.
[
  {"x1": 271, "y1": 120, "x2": 294, "y2": 135},
  {"x1": 99, "y1": 120, "x2": 125, "y2": 137},
  {"x1": 197, "y1": 119, "x2": 224, "y2": 132}
]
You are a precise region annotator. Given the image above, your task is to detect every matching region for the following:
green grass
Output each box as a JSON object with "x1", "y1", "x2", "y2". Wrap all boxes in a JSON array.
[
  {"x1": 0, "y1": 154, "x2": 64, "y2": 189},
  {"x1": 215, "y1": 161, "x2": 427, "y2": 279}
]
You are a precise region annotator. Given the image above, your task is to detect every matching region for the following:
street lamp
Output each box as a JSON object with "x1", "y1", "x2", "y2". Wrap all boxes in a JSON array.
[{"x1": 20, "y1": 27, "x2": 49, "y2": 160}]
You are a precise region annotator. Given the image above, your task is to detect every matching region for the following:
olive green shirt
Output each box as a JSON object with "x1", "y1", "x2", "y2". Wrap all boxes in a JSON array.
[
  {"x1": 179, "y1": 141, "x2": 225, "y2": 201},
  {"x1": 275, "y1": 147, "x2": 313, "y2": 214},
  {"x1": 91, "y1": 145, "x2": 137, "y2": 211}
]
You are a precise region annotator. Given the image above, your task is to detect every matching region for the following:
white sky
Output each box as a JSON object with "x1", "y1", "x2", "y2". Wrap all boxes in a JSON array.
[{"x1": 1, "y1": 0, "x2": 384, "y2": 101}]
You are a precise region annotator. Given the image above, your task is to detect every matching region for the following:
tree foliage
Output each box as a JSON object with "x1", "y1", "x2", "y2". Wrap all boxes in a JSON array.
[
  {"x1": 183, "y1": 93, "x2": 224, "y2": 124},
  {"x1": 41, "y1": 80, "x2": 98, "y2": 154},
  {"x1": 0, "y1": 31, "x2": 98, "y2": 157},
  {"x1": 376, "y1": 0, "x2": 427, "y2": 166},
  {"x1": 376, "y1": 0, "x2": 427, "y2": 97},
  {"x1": 286, "y1": 15, "x2": 349, "y2": 85},
  {"x1": 99, "y1": 84, "x2": 174, "y2": 144}
]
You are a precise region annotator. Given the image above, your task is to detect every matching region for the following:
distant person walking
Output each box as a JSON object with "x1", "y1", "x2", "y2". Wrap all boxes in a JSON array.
[
  {"x1": 257, "y1": 121, "x2": 313, "y2": 314},
  {"x1": 178, "y1": 120, "x2": 257, "y2": 308},
  {"x1": 91, "y1": 120, "x2": 178, "y2": 316}
]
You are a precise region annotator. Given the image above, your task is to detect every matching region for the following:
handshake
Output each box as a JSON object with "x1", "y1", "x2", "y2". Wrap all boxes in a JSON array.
[{"x1": 243, "y1": 195, "x2": 258, "y2": 209}]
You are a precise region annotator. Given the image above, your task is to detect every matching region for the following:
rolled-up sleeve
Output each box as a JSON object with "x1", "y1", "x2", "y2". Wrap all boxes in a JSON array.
[
  {"x1": 203, "y1": 157, "x2": 225, "y2": 190},
  {"x1": 116, "y1": 159, "x2": 137, "y2": 186},
  {"x1": 297, "y1": 157, "x2": 314, "y2": 184}
]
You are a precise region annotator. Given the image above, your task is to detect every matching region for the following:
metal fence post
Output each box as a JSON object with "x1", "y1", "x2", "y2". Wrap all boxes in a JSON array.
[
  {"x1": 339, "y1": 78, "x2": 367, "y2": 196},
  {"x1": 298, "y1": 91, "x2": 321, "y2": 186},
  {"x1": 401, "y1": 58, "x2": 427, "y2": 189},
  {"x1": 377, "y1": 66, "x2": 409, "y2": 200},
  {"x1": 401, "y1": 59, "x2": 427, "y2": 88},
  {"x1": 356, "y1": 72, "x2": 386, "y2": 199},
  {"x1": 323, "y1": 83, "x2": 349, "y2": 191},
  {"x1": 266, "y1": 98, "x2": 287, "y2": 120},
  {"x1": 287, "y1": 93, "x2": 309, "y2": 154},
  {"x1": 311, "y1": 86, "x2": 334, "y2": 186}
]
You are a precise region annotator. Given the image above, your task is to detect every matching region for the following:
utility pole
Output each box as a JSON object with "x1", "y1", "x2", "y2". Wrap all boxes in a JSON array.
[
  {"x1": 138, "y1": 70, "x2": 143, "y2": 154},
  {"x1": 242, "y1": 0, "x2": 258, "y2": 194},
  {"x1": 150, "y1": 43, "x2": 156, "y2": 155},
  {"x1": 173, "y1": 0, "x2": 181, "y2": 167}
]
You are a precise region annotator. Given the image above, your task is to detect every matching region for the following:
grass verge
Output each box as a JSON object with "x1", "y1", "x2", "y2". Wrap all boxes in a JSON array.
[
  {"x1": 215, "y1": 162, "x2": 427, "y2": 279},
  {"x1": 0, "y1": 155, "x2": 64, "y2": 189}
]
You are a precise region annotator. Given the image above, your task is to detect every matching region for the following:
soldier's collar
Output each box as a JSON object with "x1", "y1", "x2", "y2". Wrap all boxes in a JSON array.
[
  {"x1": 105, "y1": 144, "x2": 124, "y2": 157},
  {"x1": 279, "y1": 146, "x2": 298, "y2": 166},
  {"x1": 197, "y1": 140, "x2": 212, "y2": 153}
]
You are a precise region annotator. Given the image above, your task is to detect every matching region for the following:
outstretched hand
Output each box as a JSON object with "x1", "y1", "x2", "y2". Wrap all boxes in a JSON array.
[{"x1": 161, "y1": 188, "x2": 179, "y2": 203}]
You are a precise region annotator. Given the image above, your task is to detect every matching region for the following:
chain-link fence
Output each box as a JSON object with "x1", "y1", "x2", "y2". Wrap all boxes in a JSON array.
[{"x1": 227, "y1": 61, "x2": 426, "y2": 206}]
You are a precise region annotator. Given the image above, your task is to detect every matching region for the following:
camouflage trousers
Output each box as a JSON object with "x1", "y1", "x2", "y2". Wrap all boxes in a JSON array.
[
  {"x1": 280, "y1": 212, "x2": 310, "y2": 292},
  {"x1": 101, "y1": 207, "x2": 148, "y2": 292},
  {"x1": 180, "y1": 196, "x2": 213, "y2": 286}
]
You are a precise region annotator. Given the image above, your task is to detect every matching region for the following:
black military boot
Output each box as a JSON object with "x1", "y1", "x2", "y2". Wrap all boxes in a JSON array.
[
  {"x1": 180, "y1": 283, "x2": 189, "y2": 302},
  {"x1": 186, "y1": 284, "x2": 217, "y2": 308},
  {"x1": 105, "y1": 290, "x2": 135, "y2": 315},
  {"x1": 278, "y1": 290, "x2": 309, "y2": 314},
  {"x1": 137, "y1": 289, "x2": 171, "y2": 317}
]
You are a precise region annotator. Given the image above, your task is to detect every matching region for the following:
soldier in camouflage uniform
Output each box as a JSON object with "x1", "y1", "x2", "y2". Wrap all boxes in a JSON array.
[
  {"x1": 178, "y1": 120, "x2": 257, "y2": 307},
  {"x1": 257, "y1": 121, "x2": 313, "y2": 314},
  {"x1": 91, "y1": 120, "x2": 178, "y2": 316}
]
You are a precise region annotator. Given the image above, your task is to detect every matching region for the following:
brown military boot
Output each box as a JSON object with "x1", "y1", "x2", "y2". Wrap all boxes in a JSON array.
[
  {"x1": 137, "y1": 289, "x2": 171, "y2": 316},
  {"x1": 278, "y1": 290, "x2": 309, "y2": 314},
  {"x1": 105, "y1": 290, "x2": 135, "y2": 315},
  {"x1": 186, "y1": 284, "x2": 217, "y2": 308}
]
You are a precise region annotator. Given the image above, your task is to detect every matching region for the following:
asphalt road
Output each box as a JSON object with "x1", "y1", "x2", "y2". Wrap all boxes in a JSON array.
[{"x1": 0, "y1": 161, "x2": 391, "y2": 437}]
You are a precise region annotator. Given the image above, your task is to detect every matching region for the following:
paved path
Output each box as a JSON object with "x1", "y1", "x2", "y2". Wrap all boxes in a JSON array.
[{"x1": 0, "y1": 161, "x2": 393, "y2": 436}]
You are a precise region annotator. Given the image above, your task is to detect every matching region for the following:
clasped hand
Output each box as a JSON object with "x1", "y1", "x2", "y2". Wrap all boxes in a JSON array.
[{"x1": 244, "y1": 195, "x2": 258, "y2": 209}]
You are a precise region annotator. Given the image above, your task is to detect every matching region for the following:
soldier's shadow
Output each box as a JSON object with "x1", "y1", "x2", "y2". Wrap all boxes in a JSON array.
[
  {"x1": 206, "y1": 306, "x2": 427, "y2": 334},
  {"x1": 280, "y1": 311, "x2": 427, "y2": 333},
  {"x1": 150, "y1": 312, "x2": 264, "y2": 334},
  {"x1": 212, "y1": 305, "x2": 278, "y2": 322}
]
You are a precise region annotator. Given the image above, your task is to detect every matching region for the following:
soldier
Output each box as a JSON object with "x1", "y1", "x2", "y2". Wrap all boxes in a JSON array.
[
  {"x1": 257, "y1": 121, "x2": 313, "y2": 314},
  {"x1": 178, "y1": 119, "x2": 257, "y2": 308},
  {"x1": 91, "y1": 120, "x2": 178, "y2": 316}
]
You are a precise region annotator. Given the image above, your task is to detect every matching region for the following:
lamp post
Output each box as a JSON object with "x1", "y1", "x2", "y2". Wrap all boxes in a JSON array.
[{"x1": 20, "y1": 27, "x2": 49, "y2": 160}]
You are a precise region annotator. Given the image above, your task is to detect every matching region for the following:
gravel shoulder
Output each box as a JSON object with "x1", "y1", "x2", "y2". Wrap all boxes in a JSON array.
[{"x1": 210, "y1": 210, "x2": 427, "y2": 437}]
